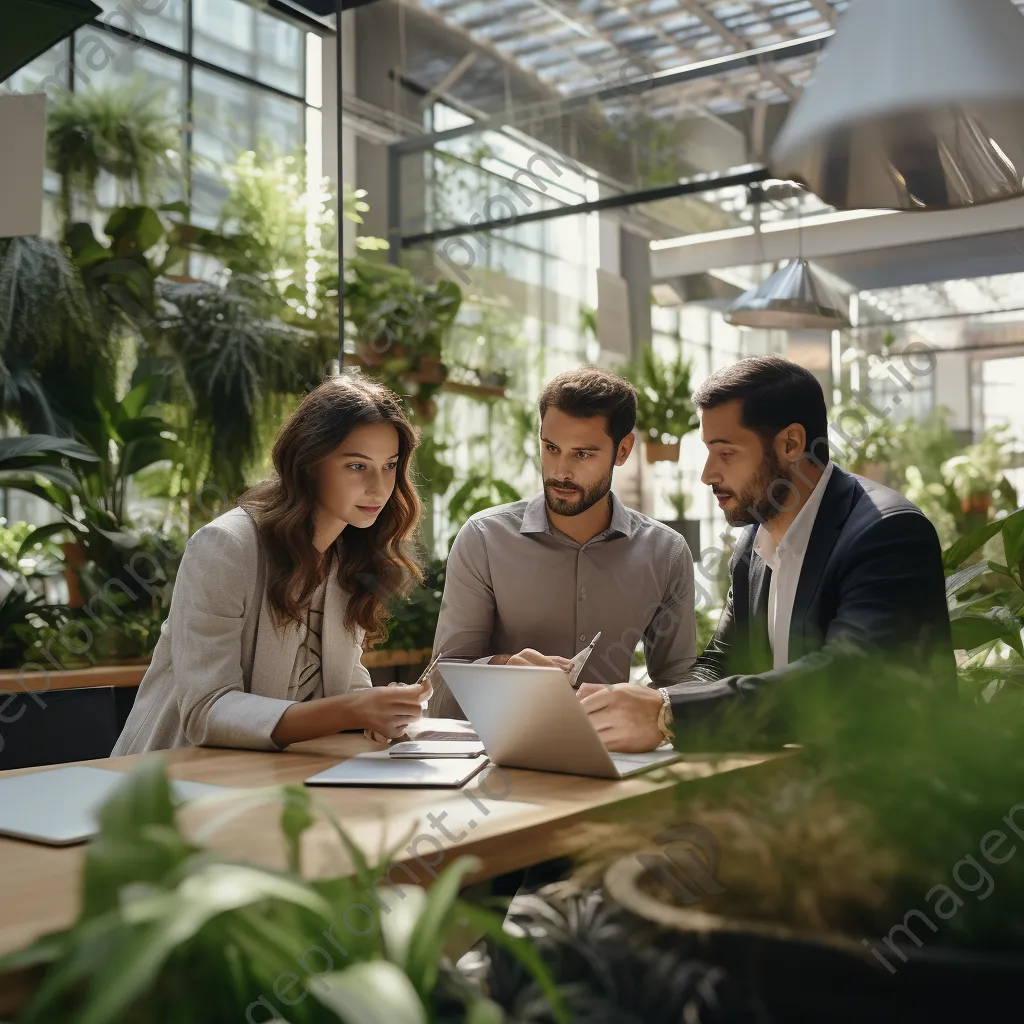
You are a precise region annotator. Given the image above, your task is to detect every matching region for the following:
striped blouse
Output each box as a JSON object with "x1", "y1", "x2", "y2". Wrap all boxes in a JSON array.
[{"x1": 288, "y1": 579, "x2": 328, "y2": 702}]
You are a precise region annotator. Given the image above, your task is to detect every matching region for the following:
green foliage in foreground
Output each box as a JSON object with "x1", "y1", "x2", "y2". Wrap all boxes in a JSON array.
[{"x1": 0, "y1": 760, "x2": 565, "y2": 1024}]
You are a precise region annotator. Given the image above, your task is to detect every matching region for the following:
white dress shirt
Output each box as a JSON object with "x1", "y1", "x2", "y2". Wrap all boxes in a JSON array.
[{"x1": 752, "y1": 460, "x2": 835, "y2": 669}]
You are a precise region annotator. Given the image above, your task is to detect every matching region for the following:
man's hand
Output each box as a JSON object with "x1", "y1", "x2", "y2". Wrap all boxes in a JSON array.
[
  {"x1": 576, "y1": 682, "x2": 664, "y2": 753},
  {"x1": 495, "y1": 649, "x2": 574, "y2": 673}
]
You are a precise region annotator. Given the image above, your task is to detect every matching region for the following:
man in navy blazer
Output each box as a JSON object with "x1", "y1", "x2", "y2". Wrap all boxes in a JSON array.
[{"x1": 578, "y1": 355, "x2": 955, "y2": 752}]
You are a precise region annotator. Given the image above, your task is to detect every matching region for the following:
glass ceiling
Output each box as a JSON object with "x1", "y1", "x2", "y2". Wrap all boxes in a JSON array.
[{"x1": 413, "y1": 0, "x2": 1024, "y2": 115}]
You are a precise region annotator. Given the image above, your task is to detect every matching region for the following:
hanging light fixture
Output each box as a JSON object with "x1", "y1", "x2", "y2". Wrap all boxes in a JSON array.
[
  {"x1": 771, "y1": 0, "x2": 1024, "y2": 211},
  {"x1": 725, "y1": 259, "x2": 849, "y2": 330}
]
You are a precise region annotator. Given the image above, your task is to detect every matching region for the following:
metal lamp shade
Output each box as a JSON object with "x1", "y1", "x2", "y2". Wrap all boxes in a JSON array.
[
  {"x1": 771, "y1": 0, "x2": 1024, "y2": 211},
  {"x1": 1, "y1": 0, "x2": 100, "y2": 82},
  {"x1": 724, "y1": 259, "x2": 849, "y2": 330}
]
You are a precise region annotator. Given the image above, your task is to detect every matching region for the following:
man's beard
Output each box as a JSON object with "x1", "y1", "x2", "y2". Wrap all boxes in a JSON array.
[
  {"x1": 718, "y1": 447, "x2": 793, "y2": 527},
  {"x1": 544, "y1": 467, "x2": 613, "y2": 517}
]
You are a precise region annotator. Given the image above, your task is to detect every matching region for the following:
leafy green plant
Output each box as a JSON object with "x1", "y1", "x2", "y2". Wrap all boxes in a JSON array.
[
  {"x1": 0, "y1": 759, "x2": 564, "y2": 1024},
  {"x1": 0, "y1": 434, "x2": 99, "y2": 512},
  {"x1": 343, "y1": 259, "x2": 462, "y2": 422},
  {"x1": 413, "y1": 433, "x2": 456, "y2": 498},
  {"x1": 0, "y1": 519, "x2": 61, "y2": 576},
  {"x1": 887, "y1": 407, "x2": 962, "y2": 490},
  {"x1": 65, "y1": 203, "x2": 192, "y2": 332},
  {"x1": 48, "y1": 375, "x2": 182, "y2": 524},
  {"x1": 47, "y1": 87, "x2": 181, "y2": 223},
  {"x1": 155, "y1": 278, "x2": 330, "y2": 499},
  {"x1": 621, "y1": 348, "x2": 697, "y2": 446},
  {"x1": 665, "y1": 487, "x2": 691, "y2": 519},
  {"x1": 571, "y1": 643, "x2": 1024, "y2": 954},
  {"x1": 901, "y1": 425, "x2": 1017, "y2": 549},
  {"x1": 0, "y1": 236, "x2": 101, "y2": 434},
  {"x1": 0, "y1": 570, "x2": 63, "y2": 669},
  {"x1": 384, "y1": 558, "x2": 446, "y2": 652},
  {"x1": 446, "y1": 474, "x2": 521, "y2": 549},
  {"x1": 342, "y1": 185, "x2": 388, "y2": 253},
  {"x1": 829, "y1": 400, "x2": 899, "y2": 471},
  {"x1": 942, "y1": 506, "x2": 1024, "y2": 702}
]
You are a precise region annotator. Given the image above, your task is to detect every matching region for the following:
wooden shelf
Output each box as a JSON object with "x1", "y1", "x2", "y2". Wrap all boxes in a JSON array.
[
  {"x1": 342, "y1": 352, "x2": 508, "y2": 400},
  {"x1": 442, "y1": 380, "x2": 507, "y2": 400},
  {"x1": 0, "y1": 664, "x2": 148, "y2": 693},
  {"x1": 361, "y1": 648, "x2": 433, "y2": 669},
  {"x1": 0, "y1": 650, "x2": 434, "y2": 692}
]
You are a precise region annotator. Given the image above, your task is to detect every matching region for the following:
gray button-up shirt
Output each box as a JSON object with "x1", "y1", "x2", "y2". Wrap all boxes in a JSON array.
[{"x1": 429, "y1": 491, "x2": 696, "y2": 719}]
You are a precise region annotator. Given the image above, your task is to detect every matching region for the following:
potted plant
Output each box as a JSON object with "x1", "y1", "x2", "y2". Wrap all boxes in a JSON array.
[
  {"x1": 943, "y1": 426, "x2": 1016, "y2": 528},
  {"x1": 660, "y1": 485, "x2": 701, "y2": 557},
  {"x1": 829, "y1": 400, "x2": 898, "y2": 484},
  {"x1": 554, "y1": 512, "x2": 1024, "y2": 1022},
  {"x1": 621, "y1": 348, "x2": 697, "y2": 463},
  {"x1": 47, "y1": 87, "x2": 182, "y2": 224}
]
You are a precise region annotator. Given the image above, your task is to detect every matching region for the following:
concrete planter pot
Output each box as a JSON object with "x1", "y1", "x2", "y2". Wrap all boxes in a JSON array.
[
  {"x1": 645, "y1": 441, "x2": 681, "y2": 464},
  {"x1": 603, "y1": 853, "x2": 1023, "y2": 1023}
]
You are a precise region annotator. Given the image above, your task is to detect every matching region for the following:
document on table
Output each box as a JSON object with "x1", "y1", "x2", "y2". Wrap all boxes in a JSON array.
[{"x1": 305, "y1": 752, "x2": 490, "y2": 788}]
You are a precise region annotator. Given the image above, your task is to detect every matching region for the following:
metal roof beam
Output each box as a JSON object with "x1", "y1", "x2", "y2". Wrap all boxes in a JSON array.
[{"x1": 678, "y1": 0, "x2": 800, "y2": 98}]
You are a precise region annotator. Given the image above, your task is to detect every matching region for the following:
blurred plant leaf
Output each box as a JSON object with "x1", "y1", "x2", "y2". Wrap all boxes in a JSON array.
[{"x1": 311, "y1": 961, "x2": 428, "y2": 1024}]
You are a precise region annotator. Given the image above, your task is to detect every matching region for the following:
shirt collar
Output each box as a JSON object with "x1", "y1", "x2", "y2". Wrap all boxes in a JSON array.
[
  {"x1": 520, "y1": 492, "x2": 550, "y2": 534},
  {"x1": 519, "y1": 490, "x2": 638, "y2": 539},
  {"x1": 753, "y1": 460, "x2": 835, "y2": 566}
]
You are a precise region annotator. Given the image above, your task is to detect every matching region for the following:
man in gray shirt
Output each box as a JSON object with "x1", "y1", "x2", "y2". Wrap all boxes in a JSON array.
[{"x1": 428, "y1": 366, "x2": 697, "y2": 745}]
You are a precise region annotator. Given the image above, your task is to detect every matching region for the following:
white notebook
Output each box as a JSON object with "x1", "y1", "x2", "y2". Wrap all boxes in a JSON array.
[
  {"x1": 0, "y1": 766, "x2": 230, "y2": 846},
  {"x1": 305, "y1": 752, "x2": 490, "y2": 788}
]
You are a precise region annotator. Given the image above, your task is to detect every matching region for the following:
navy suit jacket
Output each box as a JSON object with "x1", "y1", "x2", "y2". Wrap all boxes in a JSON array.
[{"x1": 666, "y1": 466, "x2": 956, "y2": 714}]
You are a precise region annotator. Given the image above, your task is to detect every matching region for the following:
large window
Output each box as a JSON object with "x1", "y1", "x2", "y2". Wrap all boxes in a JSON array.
[{"x1": 1, "y1": 0, "x2": 323, "y2": 227}]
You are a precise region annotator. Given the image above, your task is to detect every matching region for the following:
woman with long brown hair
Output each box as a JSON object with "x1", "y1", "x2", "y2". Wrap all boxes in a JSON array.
[{"x1": 113, "y1": 374, "x2": 429, "y2": 754}]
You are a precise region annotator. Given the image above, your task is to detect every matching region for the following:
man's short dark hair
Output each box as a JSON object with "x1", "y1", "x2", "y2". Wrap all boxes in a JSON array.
[
  {"x1": 538, "y1": 366, "x2": 637, "y2": 448},
  {"x1": 692, "y1": 355, "x2": 830, "y2": 464}
]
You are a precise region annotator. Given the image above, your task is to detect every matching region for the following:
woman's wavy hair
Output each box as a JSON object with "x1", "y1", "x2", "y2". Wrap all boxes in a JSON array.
[{"x1": 239, "y1": 374, "x2": 423, "y2": 647}]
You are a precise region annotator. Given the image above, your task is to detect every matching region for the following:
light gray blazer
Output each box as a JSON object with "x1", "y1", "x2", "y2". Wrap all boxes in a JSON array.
[{"x1": 112, "y1": 507, "x2": 371, "y2": 755}]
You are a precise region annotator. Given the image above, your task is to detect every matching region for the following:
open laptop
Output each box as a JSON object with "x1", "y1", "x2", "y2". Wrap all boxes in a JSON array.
[{"x1": 436, "y1": 662, "x2": 681, "y2": 779}]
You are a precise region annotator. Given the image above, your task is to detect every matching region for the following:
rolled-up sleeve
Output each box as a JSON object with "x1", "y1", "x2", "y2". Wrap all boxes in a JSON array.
[
  {"x1": 170, "y1": 524, "x2": 295, "y2": 750},
  {"x1": 644, "y1": 537, "x2": 698, "y2": 687}
]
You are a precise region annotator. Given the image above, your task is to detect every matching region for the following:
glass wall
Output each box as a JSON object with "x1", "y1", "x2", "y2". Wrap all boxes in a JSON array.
[
  {"x1": 0, "y1": 0, "x2": 323, "y2": 228},
  {"x1": 413, "y1": 108, "x2": 601, "y2": 549}
]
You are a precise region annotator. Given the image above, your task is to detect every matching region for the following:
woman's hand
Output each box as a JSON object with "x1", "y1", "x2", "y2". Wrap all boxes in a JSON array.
[{"x1": 351, "y1": 681, "x2": 430, "y2": 743}]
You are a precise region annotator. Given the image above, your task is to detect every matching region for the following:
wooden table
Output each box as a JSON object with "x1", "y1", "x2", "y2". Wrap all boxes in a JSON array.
[{"x1": 0, "y1": 734, "x2": 786, "y2": 959}]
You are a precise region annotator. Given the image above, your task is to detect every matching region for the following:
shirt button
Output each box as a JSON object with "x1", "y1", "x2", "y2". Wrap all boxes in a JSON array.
[{"x1": 580, "y1": 633, "x2": 586, "y2": 641}]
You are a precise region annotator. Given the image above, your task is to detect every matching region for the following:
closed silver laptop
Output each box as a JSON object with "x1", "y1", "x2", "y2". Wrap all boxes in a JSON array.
[{"x1": 437, "y1": 662, "x2": 680, "y2": 779}]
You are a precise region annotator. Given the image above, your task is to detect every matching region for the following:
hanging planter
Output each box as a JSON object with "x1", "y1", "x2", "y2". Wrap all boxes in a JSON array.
[{"x1": 645, "y1": 441, "x2": 681, "y2": 464}]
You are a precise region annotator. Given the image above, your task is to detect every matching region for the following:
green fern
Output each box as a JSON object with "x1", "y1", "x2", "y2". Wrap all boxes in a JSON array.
[{"x1": 47, "y1": 87, "x2": 182, "y2": 222}]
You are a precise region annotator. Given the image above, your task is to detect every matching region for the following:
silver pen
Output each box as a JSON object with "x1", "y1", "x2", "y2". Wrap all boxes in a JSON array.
[{"x1": 568, "y1": 631, "x2": 602, "y2": 689}]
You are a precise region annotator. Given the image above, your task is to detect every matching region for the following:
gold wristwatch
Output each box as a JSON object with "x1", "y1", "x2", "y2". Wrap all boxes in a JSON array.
[{"x1": 656, "y1": 689, "x2": 674, "y2": 745}]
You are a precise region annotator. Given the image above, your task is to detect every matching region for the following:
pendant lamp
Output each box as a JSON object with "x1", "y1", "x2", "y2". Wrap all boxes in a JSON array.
[
  {"x1": 724, "y1": 259, "x2": 849, "y2": 330},
  {"x1": 771, "y1": 0, "x2": 1024, "y2": 211}
]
